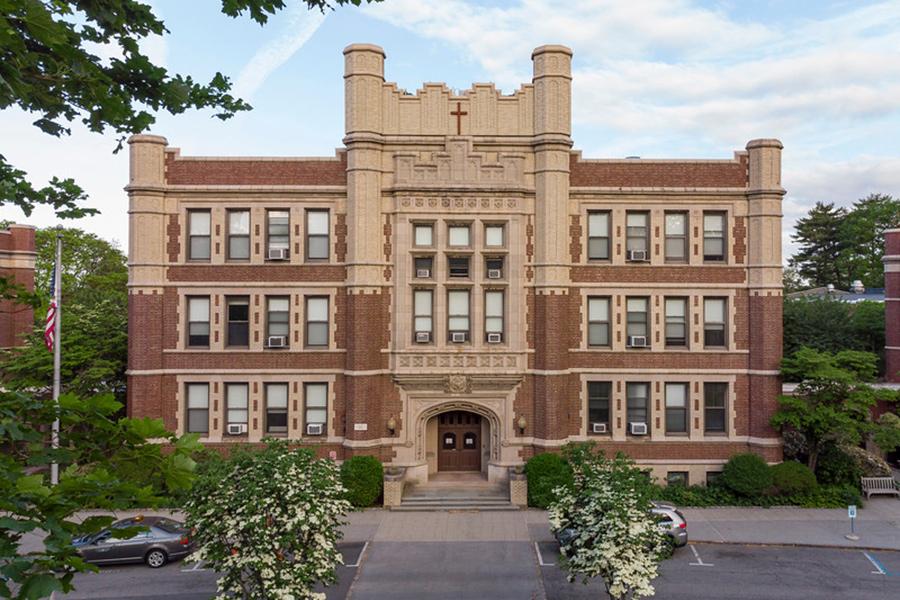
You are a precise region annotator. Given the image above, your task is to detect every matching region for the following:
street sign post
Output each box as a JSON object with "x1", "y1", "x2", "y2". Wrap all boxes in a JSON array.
[{"x1": 846, "y1": 505, "x2": 859, "y2": 540}]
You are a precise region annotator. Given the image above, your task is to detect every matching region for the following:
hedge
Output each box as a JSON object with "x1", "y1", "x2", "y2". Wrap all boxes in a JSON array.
[
  {"x1": 771, "y1": 461, "x2": 818, "y2": 496},
  {"x1": 525, "y1": 453, "x2": 572, "y2": 508},
  {"x1": 341, "y1": 456, "x2": 384, "y2": 507},
  {"x1": 722, "y1": 453, "x2": 774, "y2": 497}
]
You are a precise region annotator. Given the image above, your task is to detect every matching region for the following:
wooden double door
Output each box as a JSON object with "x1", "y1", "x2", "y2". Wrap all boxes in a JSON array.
[{"x1": 437, "y1": 411, "x2": 482, "y2": 471}]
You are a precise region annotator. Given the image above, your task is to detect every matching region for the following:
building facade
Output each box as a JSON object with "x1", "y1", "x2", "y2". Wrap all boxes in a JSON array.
[
  {"x1": 127, "y1": 44, "x2": 784, "y2": 485},
  {"x1": 0, "y1": 224, "x2": 35, "y2": 349},
  {"x1": 885, "y1": 229, "x2": 900, "y2": 383}
]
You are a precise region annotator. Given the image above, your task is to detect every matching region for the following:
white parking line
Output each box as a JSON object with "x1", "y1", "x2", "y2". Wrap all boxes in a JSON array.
[
  {"x1": 181, "y1": 559, "x2": 209, "y2": 572},
  {"x1": 344, "y1": 542, "x2": 368, "y2": 568},
  {"x1": 863, "y1": 552, "x2": 887, "y2": 576},
  {"x1": 688, "y1": 544, "x2": 714, "y2": 567},
  {"x1": 534, "y1": 542, "x2": 554, "y2": 567}
]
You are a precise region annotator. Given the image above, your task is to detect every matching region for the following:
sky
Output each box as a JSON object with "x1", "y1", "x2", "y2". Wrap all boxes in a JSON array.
[{"x1": 2, "y1": 0, "x2": 899, "y2": 259}]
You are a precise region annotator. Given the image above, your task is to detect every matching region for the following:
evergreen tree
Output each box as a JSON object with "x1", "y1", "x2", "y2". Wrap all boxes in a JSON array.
[
  {"x1": 839, "y1": 194, "x2": 900, "y2": 288},
  {"x1": 789, "y1": 202, "x2": 848, "y2": 288}
]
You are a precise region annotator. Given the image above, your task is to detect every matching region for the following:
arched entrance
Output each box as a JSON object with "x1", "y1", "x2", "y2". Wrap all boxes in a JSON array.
[{"x1": 437, "y1": 411, "x2": 482, "y2": 471}]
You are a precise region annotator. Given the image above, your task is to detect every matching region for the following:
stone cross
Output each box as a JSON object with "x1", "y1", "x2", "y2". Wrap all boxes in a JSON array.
[{"x1": 450, "y1": 101, "x2": 467, "y2": 135}]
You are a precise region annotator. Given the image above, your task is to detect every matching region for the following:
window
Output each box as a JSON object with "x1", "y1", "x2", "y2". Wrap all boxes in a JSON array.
[
  {"x1": 704, "y1": 298, "x2": 727, "y2": 347},
  {"x1": 185, "y1": 383, "x2": 209, "y2": 434},
  {"x1": 265, "y1": 383, "x2": 288, "y2": 434},
  {"x1": 485, "y1": 256, "x2": 504, "y2": 279},
  {"x1": 706, "y1": 471, "x2": 723, "y2": 486},
  {"x1": 306, "y1": 210, "x2": 329, "y2": 260},
  {"x1": 448, "y1": 224, "x2": 470, "y2": 247},
  {"x1": 667, "y1": 472, "x2": 689, "y2": 487},
  {"x1": 704, "y1": 382, "x2": 728, "y2": 433},
  {"x1": 227, "y1": 210, "x2": 250, "y2": 260},
  {"x1": 267, "y1": 210, "x2": 290, "y2": 256},
  {"x1": 413, "y1": 289, "x2": 433, "y2": 341},
  {"x1": 703, "y1": 212, "x2": 726, "y2": 261},
  {"x1": 485, "y1": 224, "x2": 504, "y2": 247},
  {"x1": 305, "y1": 297, "x2": 329, "y2": 347},
  {"x1": 626, "y1": 297, "x2": 649, "y2": 345},
  {"x1": 665, "y1": 212, "x2": 688, "y2": 262},
  {"x1": 225, "y1": 383, "x2": 248, "y2": 432},
  {"x1": 587, "y1": 297, "x2": 610, "y2": 347},
  {"x1": 304, "y1": 383, "x2": 328, "y2": 430},
  {"x1": 448, "y1": 256, "x2": 470, "y2": 278},
  {"x1": 226, "y1": 297, "x2": 249, "y2": 347},
  {"x1": 665, "y1": 383, "x2": 689, "y2": 434},
  {"x1": 665, "y1": 298, "x2": 688, "y2": 347},
  {"x1": 587, "y1": 211, "x2": 610, "y2": 260},
  {"x1": 266, "y1": 297, "x2": 290, "y2": 344},
  {"x1": 188, "y1": 211, "x2": 211, "y2": 260},
  {"x1": 485, "y1": 290, "x2": 504, "y2": 342},
  {"x1": 448, "y1": 290, "x2": 470, "y2": 340},
  {"x1": 587, "y1": 382, "x2": 611, "y2": 430},
  {"x1": 626, "y1": 212, "x2": 649, "y2": 257},
  {"x1": 626, "y1": 383, "x2": 649, "y2": 428},
  {"x1": 414, "y1": 256, "x2": 433, "y2": 278},
  {"x1": 187, "y1": 297, "x2": 210, "y2": 347},
  {"x1": 414, "y1": 223, "x2": 434, "y2": 247}
]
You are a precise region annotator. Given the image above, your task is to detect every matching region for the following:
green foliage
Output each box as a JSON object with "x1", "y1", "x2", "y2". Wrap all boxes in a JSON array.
[
  {"x1": 183, "y1": 440, "x2": 351, "y2": 600},
  {"x1": 721, "y1": 454, "x2": 773, "y2": 497},
  {"x1": 815, "y1": 444, "x2": 862, "y2": 487},
  {"x1": 873, "y1": 413, "x2": 900, "y2": 455},
  {"x1": 525, "y1": 452, "x2": 573, "y2": 509},
  {"x1": 340, "y1": 455, "x2": 384, "y2": 507},
  {"x1": 789, "y1": 201, "x2": 848, "y2": 288},
  {"x1": 838, "y1": 194, "x2": 900, "y2": 288},
  {"x1": 0, "y1": 389, "x2": 200, "y2": 599},
  {"x1": 652, "y1": 482, "x2": 858, "y2": 509},
  {"x1": 771, "y1": 461, "x2": 818, "y2": 496}
]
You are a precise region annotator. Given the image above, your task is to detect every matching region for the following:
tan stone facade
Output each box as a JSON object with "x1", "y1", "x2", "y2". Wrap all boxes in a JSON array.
[
  {"x1": 126, "y1": 44, "x2": 784, "y2": 486},
  {"x1": 0, "y1": 224, "x2": 36, "y2": 349}
]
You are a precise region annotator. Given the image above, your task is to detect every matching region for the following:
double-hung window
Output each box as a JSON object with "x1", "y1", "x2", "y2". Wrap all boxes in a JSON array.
[
  {"x1": 664, "y1": 298, "x2": 687, "y2": 347},
  {"x1": 704, "y1": 383, "x2": 728, "y2": 433},
  {"x1": 626, "y1": 297, "x2": 649, "y2": 346},
  {"x1": 703, "y1": 212, "x2": 726, "y2": 261},
  {"x1": 665, "y1": 383, "x2": 689, "y2": 434},
  {"x1": 188, "y1": 210, "x2": 211, "y2": 260},
  {"x1": 414, "y1": 223, "x2": 434, "y2": 247},
  {"x1": 227, "y1": 210, "x2": 250, "y2": 260},
  {"x1": 626, "y1": 383, "x2": 650, "y2": 429},
  {"x1": 305, "y1": 297, "x2": 329, "y2": 347},
  {"x1": 185, "y1": 383, "x2": 209, "y2": 434},
  {"x1": 665, "y1": 212, "x2": 688, "y2": 262},
  {"x1": 485, "y1": 224, "x2": 504, "y2": 247},
  {"x1": 267, "y1": 210, "x2": 290, "y2": 257},
  {"x1": 448, "y1": 290, "x2": 470, "y2": 341},
  {"x1": 587, "y1": 211, "x2": 610, "y2": 260},
  {"x1": 704, "y1": 298, "x2": 727, "y2": 347},
  {"x1": 448, "y1": 256, "x2": 470, "y2": 278},
  {"x1": 304, "y1": 383, "x2": 328, "y2": 430},
  {"x1": 587, "y1": 297, "x2": 610, "y2": 347},
  {"x1": 266, "y1": 297, "x2": 290, "y2": 346},
  {"x1": 587, "y1": 382, "x2": 611, "y2": 431},
  {"x1": 626, "y1": 212, "x2": 649, "y2": 259},
  {"x1": 226, "y1": 297, "x2": 249, "y2": 347},
  {"x1": 306, "y1": 210, "x2": 329, "y2": 260},
  {"x1": 448, "y1": 224, "x2": 470, "y2": 247},
  {"x1": 225, "y1": 383, "x2": 249, "y2": 433},
  {"x1": 413, "y1": 289, "x2": 433, "y2": 342},
  {"x1": 265, "y1": 383, "x2": 288, "y2": 435},
  {"x1": 414, "y1": 256, "x2": 433, "y2": 278},
  {"x1": 187, "y1": 297, "x2": 210, "y2": 347},
  {"x1": 485, "y1": 290, "x2": 504, "y2": 342}
]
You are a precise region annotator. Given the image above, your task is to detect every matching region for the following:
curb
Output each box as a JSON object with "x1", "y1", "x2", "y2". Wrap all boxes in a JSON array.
[{"x1": 690, "y1": 539, "x2": 900, "y2": 553}]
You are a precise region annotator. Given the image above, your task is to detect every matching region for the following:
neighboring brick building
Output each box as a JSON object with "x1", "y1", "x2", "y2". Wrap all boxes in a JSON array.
[
  {"x1": 0, "y1": 224, "x2": 36, "y2": 349},
  {"x1": 127, "y1": 44, "x2": 784, "y2": 485},
  {"x1": 885, "y1": 229, "x2": 900, "y2": 383}
]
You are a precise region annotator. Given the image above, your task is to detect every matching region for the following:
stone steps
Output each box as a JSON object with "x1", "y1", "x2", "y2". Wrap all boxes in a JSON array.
[{"x1": 394, "y1": 482, "x2": 518, "y2": 511}]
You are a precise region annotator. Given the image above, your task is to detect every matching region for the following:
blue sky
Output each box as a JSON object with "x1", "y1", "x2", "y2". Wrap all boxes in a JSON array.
[{"x1": 3, "y1": 0, "x2": 899, "y2": 258}]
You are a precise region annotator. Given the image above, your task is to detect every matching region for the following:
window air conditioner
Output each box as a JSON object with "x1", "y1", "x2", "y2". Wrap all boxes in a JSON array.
[
  {"x1": 306, "y1": 423, "x2": 324, "y2": 436},
  {"x1": 627, "y1": 335, "x2": 648, "y2": 348},
  {"x1": 266, "y1": 336, "x2": 288, "y2": 348},
  {"x1": 629, "y1": 422, "x2": 648, "y2": 435},
  {"x1": 227, "y1": 423, "x2": 247, "y2": 435},
  {"x1": 487, "y1": 269, "x2": 502, "y2": 279},
  {"x1": 450, "y1": 332, "x2": 467, "y2": 343},
  {"x1": 416, "y1": 269, "x2": 431, "y2": 278},
  {"x1": 591, "y1": 422, "x2": 608, "y2": 434},
  {"x1": 268, "y1": 248, "x2": 289, "y2": 260},
  {"x1": 627, "y1": 250, "x2": 649, "y2": 262},
  {"x1": 487, "y1": 333, "x2": 502, "y2": 344},
  {"x1": 415, "y1": 331, "x2": 431, "y2": 343}
]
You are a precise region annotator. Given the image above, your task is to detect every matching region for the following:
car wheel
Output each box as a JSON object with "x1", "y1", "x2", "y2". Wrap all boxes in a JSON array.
[{"x1": 145, "y1": 549, "x2": 168, "y2": 568}]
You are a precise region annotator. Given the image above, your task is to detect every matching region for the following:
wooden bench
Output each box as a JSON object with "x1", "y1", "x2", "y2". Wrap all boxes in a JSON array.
[{"x1": 861, "y1": 477, "x2": 900, "y2": 499}]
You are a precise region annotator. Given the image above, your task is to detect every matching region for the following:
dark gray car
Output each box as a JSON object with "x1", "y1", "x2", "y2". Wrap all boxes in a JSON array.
[{"x1": 73, "y1": 516, "x2": 194, "y2": 568}]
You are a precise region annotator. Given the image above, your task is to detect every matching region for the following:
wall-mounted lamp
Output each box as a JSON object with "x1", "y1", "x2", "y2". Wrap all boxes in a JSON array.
[
  {"x1": 516, "y1": 414, "x2": 527, "y2": 435},
  {"x1": 387, "y1": 416, "x2": 397, "y2": 436}
]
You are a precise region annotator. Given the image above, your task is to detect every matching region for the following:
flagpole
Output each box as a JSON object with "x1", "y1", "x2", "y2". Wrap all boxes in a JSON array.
[{"x1": 51, "y1": 231, "x2": 62, "y2": 486}]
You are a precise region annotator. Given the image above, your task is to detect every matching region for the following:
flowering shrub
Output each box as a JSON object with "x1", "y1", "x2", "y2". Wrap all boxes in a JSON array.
[
  {"x1": 549, "y1": 451, "x2": 665, "y2": 600},
  {"x1": 183, "y1": 440, "x2": 351, "y2": 600}
]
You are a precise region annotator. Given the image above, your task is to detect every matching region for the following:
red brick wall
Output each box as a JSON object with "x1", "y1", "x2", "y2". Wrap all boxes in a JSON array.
[
  {"x1": 886, "y1": 231, "x2": 900, "y2": 382},
  {"x1": 165, "y1": 152, "x2": 347, "y2": 186},
  {"x1": 570, "y1": 154, "x2": 748, "y2": 188},
  {"x1": 167, "y1": 265, "x2": 346, "y2": 282},
  {"x1": 0, "y1": 227, "x2": 35, "y2": 348}
]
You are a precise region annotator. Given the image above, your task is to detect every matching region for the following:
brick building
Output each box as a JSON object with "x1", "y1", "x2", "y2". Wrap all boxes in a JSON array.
[
  {"x1": 885, "y1": 229, "x2": 900, "y2": 383},
  {"x1": 127, "y1": 44, "x2": 784, "y2": 485},
  {"x1": 0, "y1": 224, "x2": 36, "y2": 349}
]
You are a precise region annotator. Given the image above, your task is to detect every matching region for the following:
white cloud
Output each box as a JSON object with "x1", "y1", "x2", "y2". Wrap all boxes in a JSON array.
[{"x1": 232, "y1": 7, "x2": 327, "y2": 99}]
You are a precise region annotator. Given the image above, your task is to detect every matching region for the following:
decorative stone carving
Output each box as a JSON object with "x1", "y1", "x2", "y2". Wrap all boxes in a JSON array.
[
  {"x1": 393, "y1": 139, "x2": 525, "y2": 189},
  {"x1": 445, "y1": 374, "x2": 470, "y2": 394}
]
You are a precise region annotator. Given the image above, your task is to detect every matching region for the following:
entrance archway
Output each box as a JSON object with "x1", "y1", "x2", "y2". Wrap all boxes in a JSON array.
[{"x1": 437, "y1": 411, "x2": 482, "y2": 471}]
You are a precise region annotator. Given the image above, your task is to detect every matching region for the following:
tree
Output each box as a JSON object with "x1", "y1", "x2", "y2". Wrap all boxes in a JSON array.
[
  {"x1": 0, "y1": 228, "x2": 128, "y2": 402},
  {"x1": 771, "y1": 348, "x2": 898, "y2": 472},
  {"x1": 0, "y1": 389, "x2": 201, "y2": 599},
  {"x1": 549, "y1": 449, "x2": 665, "y2": 600},
  {"x1": 782, "y1": 265, "x2": 808, "y2": 294},
  {"x1": 839, "y1": 194, "x2": 900, "y2": 288},
  {"x1": 789, "y1": 202, "x2": 848, "y2": 289},
  {"x1": 183, "y1": 440, "x2": 351, "y2": 600}
]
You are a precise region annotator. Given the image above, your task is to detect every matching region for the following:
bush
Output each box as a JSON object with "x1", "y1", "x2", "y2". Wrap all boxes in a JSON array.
[
  {"x1": 525, "y1": 452, "x2": 573, "y2": 508},
  {"x1": 340, "y1": 456, "x2": 384, "y2": 507},
  {"x1": 722, "y1": 453, "x2": 773, "y2": 497},
  {"x1": 771, "y1": 461, "x2": 818, "y2": 496},
  {"x1": 816, "y1": 444, "x2": 862, "y2": 486},
  {"x1": 842, "y1": 444, "x2": 892, "y2": 477}
]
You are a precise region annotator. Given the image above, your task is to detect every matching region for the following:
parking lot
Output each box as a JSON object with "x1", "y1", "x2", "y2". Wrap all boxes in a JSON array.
[{"x1": 59, "y1": 540, "x2": 900, "y2": 599}]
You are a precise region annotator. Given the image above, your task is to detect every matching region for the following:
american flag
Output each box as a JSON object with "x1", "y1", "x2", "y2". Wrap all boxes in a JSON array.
[{"x1": 44, "y1": 265, "x2": 57, "y2": 352}]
